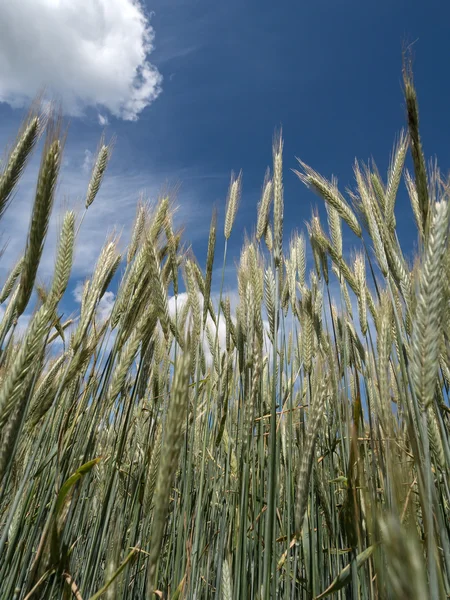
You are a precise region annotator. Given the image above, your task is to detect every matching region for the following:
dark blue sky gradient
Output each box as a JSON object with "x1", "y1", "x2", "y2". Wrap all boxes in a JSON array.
[
  {"x1": 128, "y1": 0, "x2": 449, "y2": 263},
  {"x1": 0, "y1": 0, "x2": 448, "y2": 296}
]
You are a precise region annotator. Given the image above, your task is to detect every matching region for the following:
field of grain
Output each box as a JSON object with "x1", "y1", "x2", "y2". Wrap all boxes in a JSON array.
[{"x1": 0, "y1": 62, "x2": 449, "y2": 599}]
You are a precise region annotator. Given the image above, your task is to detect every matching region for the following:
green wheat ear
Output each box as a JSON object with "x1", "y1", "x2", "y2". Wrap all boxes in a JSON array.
[
  {"x1": 47, "y1": 211, "x2": 75, "y2": 309},
  {"x1": 256, "y1": 168, "x2": 273, "y2": 242},
  {"x1": 203, "y1": 208, "x2": 217, "y2": 326},
  {"x1": 411, "y1": 199, "x2": 450, "y2": 409},
  {"x1": 224, "y1": 170, "x2": 242, "y2": 239},
  {"x1": 403, "y1": 52, "x2": 429, "y2": 239},
  {"x1": 294, "y1": 159, "x2": 362, "y2": 237},
  {"x1": 273, "y1": 131, "x2": 284, "y2": 267},
  {"x1": 17, "y1": 116, "x2": 63, "y2": 317},
  {"x1": 85, "y1": 137, "x2": 114, "y2": 208},
  {"x1": 0, "y1": 113, "x2": 41, "y2": 218},
  {"x1": 0, "y1": 256, "x2": 24, "y2": 304}
]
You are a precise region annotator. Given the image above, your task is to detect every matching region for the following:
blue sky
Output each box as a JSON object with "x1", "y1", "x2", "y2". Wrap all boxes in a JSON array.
[{"x1": 0, "y1": 0, "x2": 449, "y2": 319}]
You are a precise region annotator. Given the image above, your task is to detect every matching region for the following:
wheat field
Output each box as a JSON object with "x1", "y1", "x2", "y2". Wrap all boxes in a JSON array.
[{"x1": 0, "y1": 61, "x2": 449, "y2": 599}]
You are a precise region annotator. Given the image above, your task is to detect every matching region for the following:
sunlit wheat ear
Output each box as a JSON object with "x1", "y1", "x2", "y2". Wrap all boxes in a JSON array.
[
  {"x1": 0, "y1": 304, "x2": 52, "y2": 428},
  {"x1": 376, "y1": 293, "x2": 392, "y2": 433},
  {"x1": 385, "y1": 130, "x2": 408, "y2": 230},
  {"x1": 164, "y1": 219, "x2": 181, "y2": 295},
  {"x1": 264, "y1": 265, "x2": 276, "y2": 341},
  {"x1": 221, "y1": 557, "x2": 233, "y2": 600},
  {"x1": 354, "y1": 254, "x2": 367, "y2": 336},
  {"x1": 287, "y1": 241, "x2": 298, "y2": 313},
  {"x1": 47, "y1": 211, "x2": 75, "y2": 309},
  {"x1": 203, "y1": 209, "x2": 217, "y2": 325},
  {"x1": 370, "y1": 161, "x2": 386, "y2": 210},
  {"x1": 348, "y1": 319, "x2": 365, "y2": 366},
  {"x1": 0, "y1": 366, "x2": 36, "y2": 481},
  {"x1": 365, "y1": 163, "x2": 410, "y2": 295},
  {"x1": 192, "y1": 261, "x2": 217, "y2": 327},
  {"x1": 308, "y1": 230, "x2": 322, "y2": 282},
  {"x1": 281, "y1": 269, "x2": 290, "y2": 312},
  {"x1": 26, "y1": 353, "x2": 67, "y2": 428},
  {"x1": 85, "y1": 136, "x2": 114, "y2": 208},
  {"x1": 296, "y1": 232, "x2": 306, "y2": 291},
  {"x1": 149, "y1": 196, "x2": 170, "y2": 242},
  {"x1": 353, "y1": 160, "x2": 389, "y2": 275},
  {"x1": 403, "y1": 54, "x2": 429, "y2": 237},
  {"x1": 256, "y1": 168, "x2": 273, "y2": 241},
  {"x1": 300, "y1": 290, "x2": 314, "y2": 374},
  {"x1": 0, "y1": 256, "x2": 24, "y2": 304},
  {"x1": 143, "y1": 423, "x2": 162, "y2": 513},
  {"x1": 411, "y1": 199, "x2": 450, "y2": 408},
  {"x1": 111, "y1": 241, "x2": 147, "y2": 329},
  {"x1": 326, "y1": 198, "x2": 342, "y2": 257},
  {"x1": 294, "y1": 160, "x2": 362, "y2": 237},
  {"x1": 17, "y1": 121, "x2": 63, "y2": 316},
  {"x1": 237, "y1": 243, "x2": 250, "y2": 292},
  {"x1": 244, "y1": 281, "x2": 256, "y2": 349},
  {"x1": 72, "y1": 239, "x2": 120, "y2": 350},
  {"x1": 308, "y1": 209, "x2": 357, "y2": 295},
  {"x1": 247, "y1": 246, "x2": 265, "y2": 344},
  {"x1": 0, "y1": 114, "x2": 40, "y2": 218},
  {"x1": 99, "y1": 250, "x2": 121, "y2": 301},
  {"x1": 224, "y1": 170, "x2": 242, "y2": 239},
  {"x1": 223, "y1": 296, "x2": 232, "y2": 352},
  {"x1": 264, "y1": 222, "x2": 273, "y2": 252},
  {"x1": 147, "y1": 238, "x2": 171, "y2": 341},
  {"x1": 247, "y1": 243, "x2": 263, "y2": 304},
  {"x1": 127, "y1": 201, "x2": 146, "y2": 264},
  {"x1": 185, "y1": 259, "x2": 202, "y2": 374},
  {"x1": 273, "y1": 131, "x2": 284, "y2": 267},
  {"x1": 204, "y1": 321, "x2": 218, "y2": 372},
  {"x1": 0, "y1": 286, "x2": 19, "y2": 343},
  {"x1": 147, "y1": 340, "x2": 191, "y2": 595},
  {"x1": 237, "y1": 246, "x2": 251, "y2": 329}
]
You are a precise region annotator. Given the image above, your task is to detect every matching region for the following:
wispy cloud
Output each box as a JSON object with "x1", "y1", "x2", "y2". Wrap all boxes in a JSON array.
[
  {"x1": 98, "y1": 114, "x2": 109, "y2": 127},
  {"x1": 82, "y1": 149, "x2": 94, "y2": 174},
  {"x1": 0, "y1": 0, "x2": 162, "y2": 120},
  {"x1": 0, "y1": 142, "x2": 216, "y2": 287}
]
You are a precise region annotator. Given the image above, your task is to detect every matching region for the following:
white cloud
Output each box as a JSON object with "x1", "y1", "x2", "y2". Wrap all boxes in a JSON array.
[
  {"x1": 82, "y1": 149, "x2": 94, "y2": 174},
  {"x1": 98, "y1": 114, "x2": 109, "y2": 126},
  {"x1": 97, "y1": 291, "x2": 115, "y2": 321},
  {"x1": 0, "y1": 0, "x2": 162, "y2": 120},
  {"x1": 72, "y1": 281, "x2": 84, "y2": 304},
  {"x1": 168, "y1": 292, "x2": 229, "y2": 362},
  {"x1": 168, "y1": 291, "x2": 273, "y2": 366}
]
